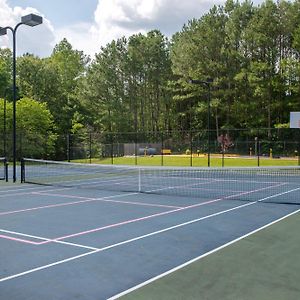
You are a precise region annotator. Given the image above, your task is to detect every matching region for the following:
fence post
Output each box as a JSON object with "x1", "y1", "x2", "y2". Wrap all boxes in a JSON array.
[
  {"x1": 19, "y1": 132, "x2": 22, "y2": 161},
  {"x1": 20, "y1": 158, "x2": 24, "y2": 183},
  {"x1": 161, "y1": 132, "x2": 164, "y2": 166},
  {"x1": 222, "y1": 147, "x2": 225, "y2": 167},
  {"x1": 257, "y1": 138, "x2": 260, "y2": 167},
  {"x1": 89, "y1": 132, "x2": 92, "y2": 164},
  {"x1": 44, "y1": 133, "x2": 48, "y2": 159},
  {"x1": 254, "y1": 136, "x2": 258, "y2": 166},
  {"x1": 190, "y1": 131, "x2": 193, "y2": 167},
  {"x1": 67, "y1": 134, "x2": 70, "y2": 162},
  {"x1": 5, "y1": 157, "x2": 8, "y2": 182},
  {"x1": 111, "y1": 133, "x2": 114, "y2": 165},
  {"x1": 135, "y1": 133, "x2": 138, "y2": 165},
  {"x1": 298, "y1": 141, "x2": 300, "y2": 166}
]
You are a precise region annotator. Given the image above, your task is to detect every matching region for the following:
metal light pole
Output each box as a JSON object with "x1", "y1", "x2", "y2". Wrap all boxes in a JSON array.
[
  {"x1": 3, "y1": 88, "x2": 10, "y2": 158},
  {"x1": 189, "y1": 78, "x2": 213, "y2": 167},
  {"x1": 4, "y1": 95, "x2": 6, "y2": 157},
  {"x1": 0, "y1": 14, "x2": 43, "y2": 182}
]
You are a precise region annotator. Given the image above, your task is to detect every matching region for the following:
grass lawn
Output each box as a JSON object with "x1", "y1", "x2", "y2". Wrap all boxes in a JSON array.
[{"x1": 73, "y1": 154, "x2": 299, "y2": 167}]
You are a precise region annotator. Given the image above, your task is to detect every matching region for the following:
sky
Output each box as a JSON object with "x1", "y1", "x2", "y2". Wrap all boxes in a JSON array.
[{"x1": 0, "y1": 0, "x2": 263, "y2": 58}]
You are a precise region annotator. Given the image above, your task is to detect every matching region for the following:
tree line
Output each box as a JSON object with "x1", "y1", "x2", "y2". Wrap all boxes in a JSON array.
[{"x1": 1, "y1": 0, "x2": 300, "y2": 157}]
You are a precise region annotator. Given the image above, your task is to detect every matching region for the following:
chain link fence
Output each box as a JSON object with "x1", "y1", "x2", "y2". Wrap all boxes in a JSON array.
[{"x1": 1, "y1": 128, "x2": 300, "y2": 167}]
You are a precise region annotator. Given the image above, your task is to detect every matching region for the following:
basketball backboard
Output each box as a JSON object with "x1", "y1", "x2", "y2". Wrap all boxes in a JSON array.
[{"x1": 290, "y1": 112, "x2": 300, "y2": 128}]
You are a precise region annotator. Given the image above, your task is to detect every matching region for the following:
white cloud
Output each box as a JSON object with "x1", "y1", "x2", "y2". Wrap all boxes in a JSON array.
[
  {"x1": 1, "y1": 0, "x2": 224, "y2": 57},
  {"x1": 90, "y1": 0, "x2": 221, "y2": 49},
  {"x1": 55, "y1": 0, "x2": 220, "y2": 57},
  {"x1": 1, "y1": 0, "x2": 266, "y2": 58},
  {"x1": 55, "y1": 22, "x2": 97, "y2": 56},
  {"x1": 0, "y1": 0, "x2": 55, "y2": 57}
]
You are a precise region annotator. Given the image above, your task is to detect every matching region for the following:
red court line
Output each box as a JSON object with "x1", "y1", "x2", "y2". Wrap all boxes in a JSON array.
[
  {"x1": 36, "y1": 191, "x2": 182, "y2": 209},
  {"x1": 0, "y1": 183, "x2": 285, "y2": 246},
  {"x1": 0, "y1": 192, "x2": 181, "y2": 217},
  {"x1": 1, "y1": 202, "x2": 299, "y2": 284},
  {"x1": 0, "y1": 234, "x2": 40, "y2": 245},
  {"x1": 0, "y1": 197, "x2": 100, "y2": 216},
  {"x1": 0, "y1": 195, "x2": 230, "y2": 246},
  {"x1": 0, "y1": 187, "x2": 70, "y2": 198},
  {"x1": 38, "y1": 183, "x2": 284, "y2": 245},
  {"x1": 37, "y1": 197, "x2": 222, "y2": 245}
]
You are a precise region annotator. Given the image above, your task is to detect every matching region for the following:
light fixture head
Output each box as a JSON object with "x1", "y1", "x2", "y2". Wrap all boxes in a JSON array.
[
  {"x1": 21, "y1": 14, "x2": 43, "y2": 27},
  {"x1": 0, "y1": 27, "x2": 7, "y2": 36}
]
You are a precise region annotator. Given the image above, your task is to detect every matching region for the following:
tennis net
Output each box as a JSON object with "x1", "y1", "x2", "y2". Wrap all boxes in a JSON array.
[
  {"x1": 21, "y1": 158, "x2": 300, "y2": 205},
  {"x1": 0, "y1": 157, "x2": 8, "y2": 181}
]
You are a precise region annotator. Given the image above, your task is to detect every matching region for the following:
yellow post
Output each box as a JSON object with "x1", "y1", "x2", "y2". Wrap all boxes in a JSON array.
[{"x1": 270, "y1": 148, "x2": 273, "y2": 159}]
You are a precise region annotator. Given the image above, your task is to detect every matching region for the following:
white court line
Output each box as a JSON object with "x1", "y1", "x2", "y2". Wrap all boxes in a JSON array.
[
  {"x1": 0, "y1": 191, "x2": 181, "y2": 217},
  {"x1": 1, "y1": 182, "x2": 284, "y2": 241},
  {"x1": 0, "y1": 229, "x2": 99, "y2": 251},
  {"x1": 145, "y1": 181, "x2": 285, "y2": 196},
  {"x1": 0, "y1": 185, "x2": 70, "y2": 193},
  {"x1": 34, "y1": 191, "x2": 182, "y2": 209},
  {"x1": 0, "y1": 187, "x2": 299, "y2": 283},
  {"x1": 0, "y1": 186, "x2": 71, "y2": 198},
  {"x1": 108, "y1": 208, "x2": 300, "y2": 300},
  {"x1": 0, "y1": 193, "x2": 136, "y2": 216}
]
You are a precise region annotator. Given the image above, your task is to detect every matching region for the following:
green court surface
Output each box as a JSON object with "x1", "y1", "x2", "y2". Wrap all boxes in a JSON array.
[{"x1": 118, "y1": 212, "x2": 300, "y2": 300}]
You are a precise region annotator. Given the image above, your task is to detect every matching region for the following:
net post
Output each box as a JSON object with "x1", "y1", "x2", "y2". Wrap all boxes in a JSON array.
[{"x1": 20, "y1": 158, "x2": 25, "y2": 183}]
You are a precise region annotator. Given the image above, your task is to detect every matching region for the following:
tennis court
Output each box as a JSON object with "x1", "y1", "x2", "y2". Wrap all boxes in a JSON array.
[{"x1": 0, "y1": 159, "x2": 299, "y2": 299}]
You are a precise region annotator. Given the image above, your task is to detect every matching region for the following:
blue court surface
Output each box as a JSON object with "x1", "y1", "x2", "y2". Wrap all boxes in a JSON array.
[{"x1": 0, "y1": 167, "x2": 299, "y2": 299}]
